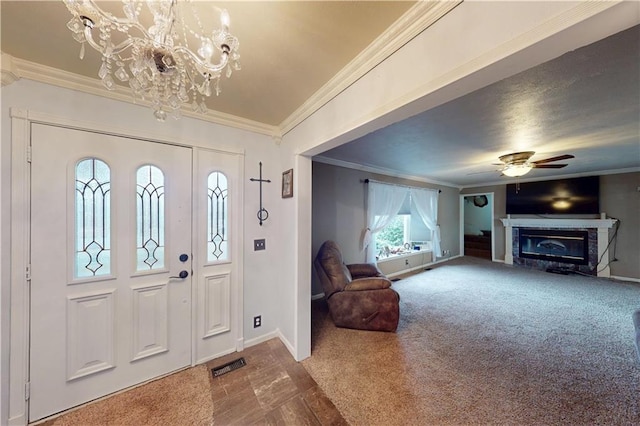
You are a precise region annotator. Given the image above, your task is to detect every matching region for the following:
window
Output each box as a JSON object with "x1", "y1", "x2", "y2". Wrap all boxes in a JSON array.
[
  {"x1": 207, "y1": 172, "x2": 228, "y2": 262},
  {"x1": 375, "y1": 215, "x2": 409, "y2": 256},
  {"x1": 365, "y1": 182, "x2": 440, "y2": 262},
  {"x1": 136, "y1": 165, "x2": 165, "y2": 271},
  {"x1": 374, "y1": 194, "x2": 433, "y2": 260},
  {"x1": 75, "y1": 158, "x2": 111, "y2": 278}
]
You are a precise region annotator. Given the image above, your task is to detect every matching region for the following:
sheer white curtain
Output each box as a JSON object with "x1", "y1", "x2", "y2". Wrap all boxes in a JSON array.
[
  {"x1": 362, "y1": 183, "x2": 409, "y2": 262},
  {"x1": 410, "y1": 187, "x2": 442, "y2": 257}
]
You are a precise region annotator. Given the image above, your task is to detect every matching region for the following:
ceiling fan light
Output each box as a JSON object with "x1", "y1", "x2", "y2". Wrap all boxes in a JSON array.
[{"x1": 502, "y1": 163, "x2": 533, "y2": 177}]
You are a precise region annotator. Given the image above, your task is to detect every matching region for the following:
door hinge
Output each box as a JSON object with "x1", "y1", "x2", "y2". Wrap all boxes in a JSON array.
[
  {"x1": 26, "y1": 145, "x2": 32, "y2": 163},
  {"x1": 26, "y1": 264, "x2": 31, "y2": 281},
  {"x1": 25, "y1": 382, "x2": 30, "y2": 400}
]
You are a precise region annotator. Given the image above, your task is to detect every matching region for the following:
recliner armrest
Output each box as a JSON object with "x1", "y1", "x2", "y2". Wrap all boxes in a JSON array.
[
  {"x1": 344, "y1": 277, "x2": 391, "y2": 291},
  {"x1": 347, "y1": 263, "x2": 384, "y2": 279}
]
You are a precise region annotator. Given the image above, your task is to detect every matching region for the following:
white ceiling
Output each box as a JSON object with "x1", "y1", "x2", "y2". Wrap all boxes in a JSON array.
[{"x1": 1, "y1": 1, "x2": 639, "y2": 189}]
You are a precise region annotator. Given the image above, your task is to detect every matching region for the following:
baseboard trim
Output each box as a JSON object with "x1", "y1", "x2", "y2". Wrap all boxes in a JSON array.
[
  {"x1": 385, "y1": 255, "x2": 462, "y2": 278},
  {"x1": 243, "y1": 330, "x2": 280, "y2": 349},
  {"x1": 275, "y1": 330, "x2": 297, "y2": 359},
  {"x1": 8, "y1": 413, "x2": 26, "y2": 426},
  {"x1": 243, "y1": 329, "x2": 297, "y2": 360},
  {"x1": 610, "y1": 275, "x2": 640, "y2": 284},
  {"x1": 431, "y1": 255, "x2": 462, "y2": 265}
]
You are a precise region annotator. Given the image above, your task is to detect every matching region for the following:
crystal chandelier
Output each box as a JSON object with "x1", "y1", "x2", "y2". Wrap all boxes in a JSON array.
[{"x1": 63, "y1": 0, "x2": 240, "y2": 121}]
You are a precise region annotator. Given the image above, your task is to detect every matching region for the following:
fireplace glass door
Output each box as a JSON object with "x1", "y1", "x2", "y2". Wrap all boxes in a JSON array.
[{"x1": 519, "y1": 229, "x2": 589, "y2": 265}]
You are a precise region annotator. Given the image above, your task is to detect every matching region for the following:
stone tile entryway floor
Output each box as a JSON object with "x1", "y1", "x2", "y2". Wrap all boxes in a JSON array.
[{"x1": 206, "y1": 338, "x2": 347, "y2": 425}]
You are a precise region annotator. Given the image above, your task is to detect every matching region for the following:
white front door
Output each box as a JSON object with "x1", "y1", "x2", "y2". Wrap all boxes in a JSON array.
[
  {"x1": 29, "y1": 124, "x2": 193, "y2": 421},
  {"x1": 193, "y1": 148, "x2": 243, "y2": 364}
]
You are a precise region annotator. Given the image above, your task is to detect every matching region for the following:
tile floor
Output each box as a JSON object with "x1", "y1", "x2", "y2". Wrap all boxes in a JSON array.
[{"x1": 206, "y1": 338, "x2": 347, "y2": 425}]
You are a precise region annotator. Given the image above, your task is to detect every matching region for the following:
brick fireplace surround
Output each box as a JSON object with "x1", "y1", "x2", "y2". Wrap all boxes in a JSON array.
[{"x1": 501, "y1": 214, "x2": 618, "y2": 277}]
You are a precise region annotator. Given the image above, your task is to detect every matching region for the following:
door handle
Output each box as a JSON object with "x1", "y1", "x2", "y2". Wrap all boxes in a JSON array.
[{"x1": 170, "y1": 270, "x2": 189, "y2": 279}]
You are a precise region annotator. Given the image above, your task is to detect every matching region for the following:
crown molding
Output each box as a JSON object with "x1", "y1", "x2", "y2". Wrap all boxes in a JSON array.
[
  {"x1": 278, "y1": 1, "x2": 462, "y2": 136},
  {"x1": 316, "y1": 156, "x2": 639, "y2": 192},
  {"x1": 460, "y1": 167, "x2": 640, "y2": 189},
  {"x1": 292, "y1": 0, "x2": 633, "y2": 159},
  {"x1": 5, "y1": 55, "x2": 279, "y2": 137},
  {"x1": 313, "y1": 155, "x2": 461, "y2": 189},
  {"x1": 1, "y1": 53, "x2": 20, "y2": 86}
]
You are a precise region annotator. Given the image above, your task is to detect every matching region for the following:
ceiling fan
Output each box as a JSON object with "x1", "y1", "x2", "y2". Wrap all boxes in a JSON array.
[{"x1": 492, "y1": 151, "x2": 575, "y2": 177}]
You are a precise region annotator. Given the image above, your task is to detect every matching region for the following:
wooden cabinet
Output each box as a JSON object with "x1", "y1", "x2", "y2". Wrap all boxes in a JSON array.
[{"x1": 464, "y1": 234, "x2": 491, "y2": 259}]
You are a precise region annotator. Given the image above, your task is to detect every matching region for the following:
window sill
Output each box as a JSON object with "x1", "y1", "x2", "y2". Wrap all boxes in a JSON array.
[{"x1": 377, "y1": 249, "x2": 430, "y2": 263}]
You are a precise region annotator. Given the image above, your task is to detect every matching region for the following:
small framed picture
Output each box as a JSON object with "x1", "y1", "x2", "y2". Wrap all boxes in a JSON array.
[{"x1": 282, "y1": 169, "x2": 293, "y2": 198}]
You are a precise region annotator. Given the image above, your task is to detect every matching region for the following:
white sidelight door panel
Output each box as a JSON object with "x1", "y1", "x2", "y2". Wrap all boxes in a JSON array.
[
  {"x1": 29, "y1": 124, "x2": 192, "y2": 421},
  {"x1": 194, "y1": 148, "x2": 243, "y2": 363}
]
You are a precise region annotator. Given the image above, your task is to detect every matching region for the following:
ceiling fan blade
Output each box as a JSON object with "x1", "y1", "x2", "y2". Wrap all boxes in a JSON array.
[
  {"x1": 531, "y1": 154, "x2": 574, "y2": 164},
  {"x1": 532, "y1": 164, "x2": 568, "y2": 169}
]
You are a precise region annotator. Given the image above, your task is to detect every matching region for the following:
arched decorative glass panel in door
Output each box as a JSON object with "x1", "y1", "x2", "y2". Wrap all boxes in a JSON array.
[
  {"x1": 136, "y1": 165, "x2": 165, "y2": 271},
  {"x1": 207, "y1": 172, "x2": 228, "y2": 262},
  {"x1": 75, "y1": 158, "x2": 111, "y2": 278}
]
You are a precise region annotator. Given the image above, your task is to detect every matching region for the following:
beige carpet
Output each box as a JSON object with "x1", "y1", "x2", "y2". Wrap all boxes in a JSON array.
[
  {"x1": 303, "y1": 256, "x2": 640, "y2": 425},
  {"x1": 45, "y1": 365, "x2": 213, "y2": 426}
]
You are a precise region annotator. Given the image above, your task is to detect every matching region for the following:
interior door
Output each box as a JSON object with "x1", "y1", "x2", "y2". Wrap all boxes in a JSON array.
[
  {"x1": 194, "y1": 148, "x2": 242, "y2": 363},
  {"x1": 29, "y1": 124, "x2": 193, "y2": 421}
]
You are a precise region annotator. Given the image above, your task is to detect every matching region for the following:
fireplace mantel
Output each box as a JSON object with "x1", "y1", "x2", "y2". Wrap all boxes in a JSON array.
[
  {"x1": 500, "y1": 214, "x2": 618, "y2": 277},
  {"x1": 500, "y1": 217, "x2": 617, "y2": 229}
]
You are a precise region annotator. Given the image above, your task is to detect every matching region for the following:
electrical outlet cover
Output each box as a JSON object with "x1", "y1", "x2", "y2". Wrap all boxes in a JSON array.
[{"x1": 254, "y1": 239, "x2": 266, "y2": 251}]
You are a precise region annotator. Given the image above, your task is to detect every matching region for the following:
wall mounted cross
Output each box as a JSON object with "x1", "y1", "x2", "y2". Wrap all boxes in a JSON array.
[{"x1": 249, "y1": 162, "x2": 271, "y2": 226}]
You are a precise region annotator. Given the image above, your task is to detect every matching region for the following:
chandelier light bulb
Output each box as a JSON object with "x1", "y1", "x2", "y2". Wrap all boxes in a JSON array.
[
  {"x1": 63, "y1": 0, "x2": 240, "y2": 121},
  {"x1": 220, "y1": 9, "x2": 231, "y2": 31}
]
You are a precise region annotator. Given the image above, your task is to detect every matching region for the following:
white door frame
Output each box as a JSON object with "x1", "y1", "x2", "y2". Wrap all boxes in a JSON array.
[
  {"x1": 459, "y1": 192, "x2": 496, "y2": 261},
  {"x1": 8, "y1": 108, "x2": 245, "y2": 425}
]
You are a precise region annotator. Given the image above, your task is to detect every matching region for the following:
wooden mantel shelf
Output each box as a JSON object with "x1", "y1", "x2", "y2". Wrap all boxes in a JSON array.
[{"x1": 500, "y1": 216, "x2": 617, "y2": 229}]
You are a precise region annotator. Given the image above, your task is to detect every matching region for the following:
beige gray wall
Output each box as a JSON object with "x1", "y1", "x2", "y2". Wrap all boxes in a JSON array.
[
  {"x1": 599, "y1": 172, "x2": 640, "y2": 279},
  {"x1": 312, "y1": 161, "x2": 460, "y2": 295},
  {"x1": 461, "y1": 172, "x2": 639, "y2": 280}
]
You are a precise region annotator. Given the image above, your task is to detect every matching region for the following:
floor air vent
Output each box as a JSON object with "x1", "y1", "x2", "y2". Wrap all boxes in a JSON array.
[{"x1": 212, "y1": 357, "x2": 247, "y2": 377}]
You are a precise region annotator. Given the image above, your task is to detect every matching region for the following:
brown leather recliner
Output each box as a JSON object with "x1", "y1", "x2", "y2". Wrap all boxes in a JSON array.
[{"x1": 314, "y1": 241, "x2": 400, "y2": 332}]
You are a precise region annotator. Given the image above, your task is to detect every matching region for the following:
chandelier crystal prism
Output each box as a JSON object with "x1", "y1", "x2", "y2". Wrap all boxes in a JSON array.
[{"x1": 63, "y1": 0, "x2": 240, "y2": 121}]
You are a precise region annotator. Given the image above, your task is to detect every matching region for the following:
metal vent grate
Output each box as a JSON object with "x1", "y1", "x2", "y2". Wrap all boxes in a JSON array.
[{"x1": 211, "y1": 357, "x2": 246, "y2": 377}]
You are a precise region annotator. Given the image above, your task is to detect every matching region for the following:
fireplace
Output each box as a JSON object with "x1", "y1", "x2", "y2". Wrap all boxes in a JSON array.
[
  {"x1": 519, "y1": 229, "x2": 588, "y2": 265},
  {"x1": 500, "y1": 216, "x2": 617, "y2": 278}
]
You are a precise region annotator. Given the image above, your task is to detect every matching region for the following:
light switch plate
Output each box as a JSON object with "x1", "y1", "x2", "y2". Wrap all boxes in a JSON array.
[{"x1": 254, "y1": 239, "x2": 266, "y2": 251}]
